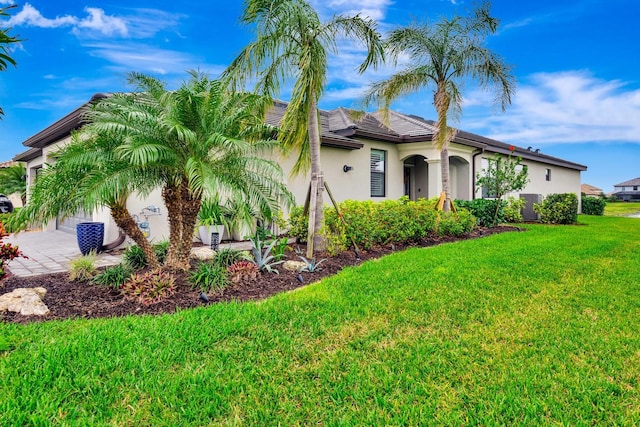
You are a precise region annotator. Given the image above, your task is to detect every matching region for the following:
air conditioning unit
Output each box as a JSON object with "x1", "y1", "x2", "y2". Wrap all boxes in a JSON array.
[{"x1": 519, "y1": 193, "x2": 542, "y2": 221}]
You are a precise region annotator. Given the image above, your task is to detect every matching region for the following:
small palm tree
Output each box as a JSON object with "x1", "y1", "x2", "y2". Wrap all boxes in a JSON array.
[
  {"x1": 223, "y1": 0, "x2": 384, "y2": 256},
  {"x1": 364, "y1": 2, "x2": 515, "y2": 211},
  {"x1": 13, "y1": 131, "x2": 162, "y2": 268},
  {"x1": 83, "y1": 71, "x2": 293, "y2": 270},
  {"x1": 0, "y1": 163, "x2": 27, "y2": 205}
]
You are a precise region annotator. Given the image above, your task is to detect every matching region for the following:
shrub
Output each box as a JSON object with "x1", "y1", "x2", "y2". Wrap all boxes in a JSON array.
[
  {"x1": 121, "y1": 270, "x2": 176, "y2": 305},
  {"x1": 123, "y1": 244, "x2": 147, "y2": 270},
  {"x1": 582, "y1": 196, "x2": 606, "y2": 216},
  {"x1": 437, "y1": 210, "x2": 477, "y2": 237},
  {"x1": 189, "y1": 262, "x2": 229, "y2": 293},
  {"x1": 92, "y1": 263, "x2": 132, "y2": 288},
  {"x1": 287, "y1": 205, "x2": 308, "y2": 243},
  {"x1": 503, "y1": 196, "x2": 526, "y2": 223},
  {"x1": 227, "y1": 260, "x2": 259, "y2": 283},
  {"x1": 455, "y1": 199, "x2": 504, "y2": 227},
  {"x1": 212, "y1": 248, "x2": 243, "y2": 268},
  {"x1": 68, "y1": 252, "x2": 97, "y2": 282},
  {"x1": 534, "y1": 193, "x2": 579, "y2": 224}
]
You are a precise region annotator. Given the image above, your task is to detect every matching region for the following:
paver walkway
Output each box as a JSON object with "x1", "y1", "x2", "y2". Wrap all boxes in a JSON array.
[{"x1": 5, "y1": 230, "x2": 122, "y2": 277}]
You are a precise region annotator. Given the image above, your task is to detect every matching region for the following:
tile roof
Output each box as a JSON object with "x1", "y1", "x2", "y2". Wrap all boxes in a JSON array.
[
  {"x1": 614, "y1": 177, "x2": 640, "y2": 187},
  {"x1": 14, "y1": 94, "x2": 588, "y2": 171}
]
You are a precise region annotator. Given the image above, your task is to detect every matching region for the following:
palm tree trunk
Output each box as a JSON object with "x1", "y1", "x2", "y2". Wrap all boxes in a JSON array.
[
  {"x1": 176, "y1": 180, "x2": 201, "y2": 271},
  {"x1": 434, "y1": 85, "x2": 452, "y2": 212},
  {"x1": 307, "y1": 93, "x2": 325, "y2": 257},
  {"x1": 162, "y1": 182, "x2": 184, "y2": 270},
  {"x1": 110, "y1": 200, "x2": 160, "y2": 269}
]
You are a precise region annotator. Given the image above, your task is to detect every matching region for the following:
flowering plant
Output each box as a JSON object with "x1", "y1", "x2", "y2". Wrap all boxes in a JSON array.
[{"x1": 0, "y1": 221, "x2": 27, "y2": 280}]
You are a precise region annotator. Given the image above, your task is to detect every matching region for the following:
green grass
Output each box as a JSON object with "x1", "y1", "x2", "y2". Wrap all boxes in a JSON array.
[
  {"x1": 2, "y1": 216, "x2": 640, "y2": 425},
  {"x1": 605, "y1": 201, "x2": 640, "y2": 216}
]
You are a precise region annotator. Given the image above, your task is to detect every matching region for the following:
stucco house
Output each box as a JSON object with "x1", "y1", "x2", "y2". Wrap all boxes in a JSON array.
[
  {"x1": 14, "y1": 94, "x2": 587, "y2": 243},
  {"x1": 611, "y1": 177, "x2": 640, "y2": 201}
]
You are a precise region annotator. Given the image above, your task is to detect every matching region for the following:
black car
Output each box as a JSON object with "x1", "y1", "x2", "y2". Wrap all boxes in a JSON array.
[{"x1": 0, "y1": 194, "x2": 14, "y2": 213}]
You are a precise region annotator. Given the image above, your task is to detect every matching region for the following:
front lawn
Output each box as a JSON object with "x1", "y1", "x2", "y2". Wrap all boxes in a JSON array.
[
  {"x1": 1, "y1": 215, "x2": 639, "y2": 425},
  {"x1": 605, "y1": 201, "x2": 640, "y2": 216}
]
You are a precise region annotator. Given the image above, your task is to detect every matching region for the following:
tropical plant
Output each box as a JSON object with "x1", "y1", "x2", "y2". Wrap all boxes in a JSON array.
[
  {"x1": 92, "y1": 263, "x2": 132, "y2": 288},
  {"x1": 123, "y1": 244, "x2": 148, "y2": 270},
  {"x1": 212, "y1": 248, "x2": 244, "y2": 269},
  {"x1": 223, "y1": 0, "x2": 384, "y2": 257},
  {"x1": 0, "y1": 164, "x2": 26, "y2": 205},
  {"x1": 68, "y1": 252, "x2": 97, "y2": 282},
  {"x1": 11, "y1": 128, "x2": 161, "y2": 269},
  {"x1": 198, "y1": 195, "x2": 229, "y2": 230},
  {"x1": 1, "y1": 5, "x2": 21, "y2": 119},
  {"x1": 0, "y1": 221, "x2": 26, "y2": 279},
  {"x1": 503, "y1": 196, "x2": 526, "y2": 223},
  {"x1": 582, "y1": 196, "x2": 606, "y2": 216},
  {"x1": 364, "y1": 1, "x2": 515, "y2": 212},
  {"x1": 121, "y1": 269, "x2": 176, "y2": 305},
  {"x1": 82, "y1": 71, "x2": 293, "y2": 271},
  {"x1": 245, "y1": 236, "x2": 284, "y2": 273},
  {"x1": 475, "y1": 149, "x2": 529, "y2": 226},
  {"x1": 227, "y1": 260, "x2": 259, "y2": 283},
  {"x1": 189, "y1": 261, "x2": 230, "y2": 293},
  {"x1": 298, "y1": 255, "x2": 327, "y2": 273}
]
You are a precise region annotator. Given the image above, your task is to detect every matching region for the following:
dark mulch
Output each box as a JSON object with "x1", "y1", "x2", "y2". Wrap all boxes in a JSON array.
[{"x1": 1, "y1": 226, "x2": 522, "y2": 324}]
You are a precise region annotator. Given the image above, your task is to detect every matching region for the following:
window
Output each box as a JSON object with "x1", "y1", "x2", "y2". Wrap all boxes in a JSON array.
[
  {"x1": 545, "y1": 168, "x2": 551, "y2": 181},
  {"x1": 480, "y1": 157, "x2": 497, "y2": 198},
  {"x1": 634, "y1": 186, "x2": 638, "y2": 191},
  {"x1": 370, "y1": 149, "x2": 386, "y2": 197}
]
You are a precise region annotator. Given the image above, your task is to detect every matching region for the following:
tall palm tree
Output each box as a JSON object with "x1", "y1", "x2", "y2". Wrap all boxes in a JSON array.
[
  {"x1": 364, "y1": 2, "x2": 515, "y2": 211},
  {"x1": 84, "y1": 71, "x2": 293, "y2": 270},
  {"x1": 223, "y1": 0, "x2": 384, "y2": 256},
  {"x1": 0, "y1": 163, "x2": 27, "y2": 205}
]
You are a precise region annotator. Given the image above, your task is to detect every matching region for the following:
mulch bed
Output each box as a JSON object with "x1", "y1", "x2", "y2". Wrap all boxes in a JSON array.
[{"x1": 1, "y1": 226, "x2": 522, "y2": 324}]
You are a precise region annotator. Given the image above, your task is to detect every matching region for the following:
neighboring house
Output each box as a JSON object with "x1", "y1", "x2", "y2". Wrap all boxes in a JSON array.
[
  {"x1": 581, "y1": 183, "x2": 603, "y2": 197},
  {"x1": 611, "y1": 177, "x2": 640, "y2": 201},
  {"x1": 14, "y1": 95, "x2": 587, "y2": 242}
]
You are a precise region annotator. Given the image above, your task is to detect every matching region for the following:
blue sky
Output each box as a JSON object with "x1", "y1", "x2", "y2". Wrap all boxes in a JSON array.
[{"x1": 0, "y1": 0, "x2": 638, "y2": 193}]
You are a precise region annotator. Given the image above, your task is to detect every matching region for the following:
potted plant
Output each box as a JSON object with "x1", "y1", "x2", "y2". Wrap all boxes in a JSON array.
[
  {"x1": 197, "y1": 196, "x2": 229, "y2": 246},
  {"x1": 225, "y1": 197, "x2": 256, "y2": 241}
]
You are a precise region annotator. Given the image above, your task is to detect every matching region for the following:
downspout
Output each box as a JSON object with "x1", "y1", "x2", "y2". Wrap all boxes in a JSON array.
[{"x1": 471, "y1": 148, "x2": 485, "y2": 200}]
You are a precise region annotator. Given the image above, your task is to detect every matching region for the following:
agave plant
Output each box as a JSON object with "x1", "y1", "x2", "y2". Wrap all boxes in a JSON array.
[
  {"x1": 245, "y1": 235, "x2": 284, "y2": 273},
  {"x1": 297, "y1": 255, "x2": 327, "y2": 273}
]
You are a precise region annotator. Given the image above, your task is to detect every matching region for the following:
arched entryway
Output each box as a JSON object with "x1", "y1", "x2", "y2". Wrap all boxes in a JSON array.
[
  {"x1": 449, "y1": 156, "x2": 471, "y2": 200},
  {"x1": 403, "y1": 155, "x2": 429, "y2": 200}
]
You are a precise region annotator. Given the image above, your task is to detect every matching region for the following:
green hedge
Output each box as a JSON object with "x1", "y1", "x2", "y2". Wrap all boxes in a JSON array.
[
  {"x1": 288, "y1": 197, "x2": 476, "y2": 254},
  {"x1": 534, "y1": 193, "x2": 579, "y2": 224},
  {"x1": 581, "y1": 196, "x2": 606, "y2": 216},
  {"x1": 455, "y1": 199, "x2": 504, "y2": 227}
]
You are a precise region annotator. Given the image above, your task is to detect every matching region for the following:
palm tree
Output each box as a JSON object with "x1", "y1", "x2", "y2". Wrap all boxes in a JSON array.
[
  {"x1": 13, "y1": 131, "x2": 163, "y2": 268},
  {"x1": 84, "y1": 71, "x2": 293, "y2": 270},
  {"x1": 364, "y1": 2, "x2": 515, "y2": 211},
  {"x1": 1, "y1": 5, "x2": 21, "y2": 118},
  {"x1": 0, "y1": 163, "x2": 27, "y2": 205},
  {"x1": 223, "y1": 0, "x2": 384, "y2": 256}
]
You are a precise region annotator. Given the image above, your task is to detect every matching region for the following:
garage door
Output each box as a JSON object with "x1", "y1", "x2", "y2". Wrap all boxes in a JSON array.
[{"x1": 57, "y1": 210, "x2": 94, "y2": 234}]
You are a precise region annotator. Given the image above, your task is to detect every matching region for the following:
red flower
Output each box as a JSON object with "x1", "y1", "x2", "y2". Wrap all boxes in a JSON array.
[{"x1": 509, "y1": 145, "x2": 515, "y2": 152}]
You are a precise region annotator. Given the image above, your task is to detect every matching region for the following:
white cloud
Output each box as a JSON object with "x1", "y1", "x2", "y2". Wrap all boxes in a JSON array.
[
  {"x1": 7, "y1": 3, "x2": 76, "y2": 28},
  {"x1": 74, "y1": 7, "x2": 128, "y2": 37},
  {"x1": 6, "y1": 3, "x2": 127, "y2": 37},
  {"x1": 463, "y1": 71, "x2": 640, "y2": 145},
  {"x1": 312, "y1": 0, "x2": 391, "y2": 21}
]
